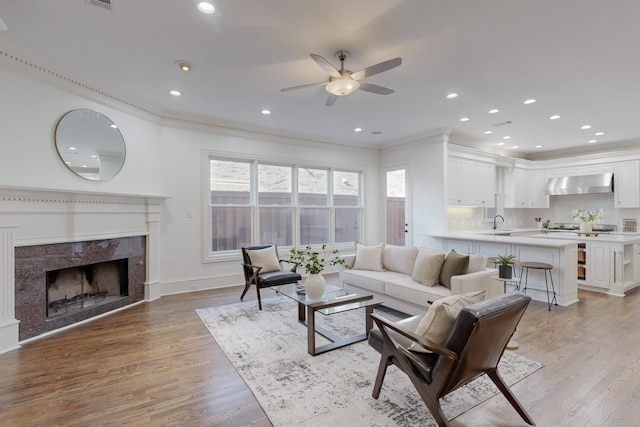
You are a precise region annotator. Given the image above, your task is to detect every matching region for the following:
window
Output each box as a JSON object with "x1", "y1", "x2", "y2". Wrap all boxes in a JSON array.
[{"x1": 207, "y1": 157, "x2": 362, "y2": 257}]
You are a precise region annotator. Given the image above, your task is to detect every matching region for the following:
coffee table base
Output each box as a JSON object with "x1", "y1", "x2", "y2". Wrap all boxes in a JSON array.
[{"x1": 299, "y1": 303, "x2": 375, "y2": 356}]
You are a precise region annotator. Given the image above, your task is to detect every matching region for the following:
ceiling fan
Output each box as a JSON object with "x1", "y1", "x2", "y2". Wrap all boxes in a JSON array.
[{"x1": 281, "y1": 51, "x2": 402, "y2": 106}]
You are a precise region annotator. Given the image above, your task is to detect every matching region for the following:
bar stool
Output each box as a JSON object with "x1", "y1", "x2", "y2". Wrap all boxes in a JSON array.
[{"x1": 520, "y1": 261, "x2": 557, "y2": 310}]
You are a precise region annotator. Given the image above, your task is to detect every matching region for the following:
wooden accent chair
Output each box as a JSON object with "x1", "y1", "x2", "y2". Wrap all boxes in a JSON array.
[
  {"x1": 369, "y1": 293, "x2": 535, "y2": 427},
  {"x1": 241, "y1": 245, "x2": 301, "y2": 310}
]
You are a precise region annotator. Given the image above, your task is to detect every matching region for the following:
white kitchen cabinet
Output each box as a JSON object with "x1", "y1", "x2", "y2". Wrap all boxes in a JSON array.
[
  {"x1": 529, "y1": 169, "x2": 550, "y2": 208},
  {"x1": 583, "y1": 241, "x2": 611, "y2": 289},
  {"x1": 448, "y1": 158, "x2": 495, "y2": 207},
  {"x1": 614, "y1": 160, "x2": 640, "y2": 208},
  {"x1": 505, "y1": 167, "x2": 548, "y2": 208}
]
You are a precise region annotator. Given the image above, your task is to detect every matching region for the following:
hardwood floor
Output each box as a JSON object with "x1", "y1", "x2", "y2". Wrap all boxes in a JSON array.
[{"x1": 1, "y1": 283, "x2": 639, "y2": 426}]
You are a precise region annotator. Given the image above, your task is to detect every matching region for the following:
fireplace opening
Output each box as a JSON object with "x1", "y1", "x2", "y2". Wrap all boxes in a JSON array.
[{"x1": 46, "y1": 259, "x2": 129, "y2": 318}]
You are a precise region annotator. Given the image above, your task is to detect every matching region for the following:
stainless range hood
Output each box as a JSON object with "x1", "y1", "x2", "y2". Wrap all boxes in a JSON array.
[{"x1": 545, "y1": 172, "x2": 614, "y2": 195}]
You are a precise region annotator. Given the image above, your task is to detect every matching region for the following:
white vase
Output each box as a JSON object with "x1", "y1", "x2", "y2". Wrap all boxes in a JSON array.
[
  {"x1": 579, "y1": 222, "x2": 593, "y2": 233},
  {"x1": 580, "y1": 222, "x2": 593, "y2": 233},
  {"x1": 305, "y1": 273, "x2": 326, "y2": 299}
]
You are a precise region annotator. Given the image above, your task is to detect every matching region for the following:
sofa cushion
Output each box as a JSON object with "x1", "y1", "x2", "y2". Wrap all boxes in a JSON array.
[
  {"x1": 385, "y1": 277, "x2": 452, "y2": 308},
  {"x1": 342, "y1": 269, "x2": 407, "y2": 294},
  {"x1": 411, "y1": 248, "x2": 446, "y2": 286},
  {"x1": 353, "y1": 242, "x2": 384, "y2": 271},
  {"x1": 466, "y1": 253, "x2": 488, "y2": 274},
  {"x1": 439, "y1": 250, "x2": 470, "y2": 289},
  {"x1": 246, "y1": 245, "x2": 281, "y2": 273},
  {"x1": 383, "y1": 245, "x2": 419, "y2": 275},
  {"x1": 409, "y1": 290, "x2": 486, "y2": 353}
]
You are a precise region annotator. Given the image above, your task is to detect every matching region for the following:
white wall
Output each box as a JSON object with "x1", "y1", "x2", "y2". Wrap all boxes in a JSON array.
[{"x1": 0, "y1": 64, "x2": 381, "y2": 296}]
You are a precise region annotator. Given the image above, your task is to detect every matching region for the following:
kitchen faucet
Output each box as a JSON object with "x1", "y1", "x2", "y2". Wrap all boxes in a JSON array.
[{"x1": 493, "y1": 215, "x2": 505, "y2": 230}]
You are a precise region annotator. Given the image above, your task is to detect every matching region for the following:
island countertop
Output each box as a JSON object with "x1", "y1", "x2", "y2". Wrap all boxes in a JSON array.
[
  {"x1": 529, "y1": 232, "x2": 640, "y2": 244},
  {"x1": 430, "y1": 233, "x2": 578, "y2": 247}
]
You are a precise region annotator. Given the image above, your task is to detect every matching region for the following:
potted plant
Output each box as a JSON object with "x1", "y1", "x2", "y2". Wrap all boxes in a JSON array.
[
  {"x1": 571, "y1": 208, "x2": 604, "y2": 232},
  {"x1": 289, "y1": 244, "x2": 345, "y2": 298},
  {"x1": 497, "y1": 254, "x2": 516, "y2": 279}
]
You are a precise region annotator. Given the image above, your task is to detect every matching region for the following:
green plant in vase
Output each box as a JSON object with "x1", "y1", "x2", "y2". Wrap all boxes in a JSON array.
[
  {"x1": 289, "y1": 244, "x2": 346, "y2": 298},
  {"x1": 497, "y1": 254, "x2": 516, "y2": 279}
]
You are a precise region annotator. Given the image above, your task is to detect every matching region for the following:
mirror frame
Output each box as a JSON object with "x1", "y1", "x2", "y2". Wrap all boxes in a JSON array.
[{"x1": 54, "y1": 109, "x2": 126, "y2": 181}]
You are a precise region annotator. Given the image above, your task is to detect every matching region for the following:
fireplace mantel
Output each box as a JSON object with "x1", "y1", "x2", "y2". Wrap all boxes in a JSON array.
[{"x1": 0, "y1": 187, "x2": 169, "y2": 354}]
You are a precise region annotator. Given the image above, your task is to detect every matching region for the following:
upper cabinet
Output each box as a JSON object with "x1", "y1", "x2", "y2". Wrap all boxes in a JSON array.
[
  {"x1": 614, "y1": 160, "x2": 640, "y2": 208},
  {"x1": 505, "y1": 167, "x2": 549, "y2": 208},
  {"x1": 448, "y1": 158, "x2": 495, "y2": 207}
]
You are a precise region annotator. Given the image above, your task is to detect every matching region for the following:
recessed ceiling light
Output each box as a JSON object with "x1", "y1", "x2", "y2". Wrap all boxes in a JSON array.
[
  {"x1": 511, "y1": 145, "x2": 519, "y2": 149},
  {"x1": 261, "y1": 109, "x2": 271, "y2": 115},
  {"x1": 483, "y1": 130, "x2": 493, "y2": 135},
  {"x1": 535, "y1": 145, "x2": 543, "y2": 148},
  {"x1": 176, "y1": 61, "x2": 192, "y2": 72},
  {"x1": 82, "y1": 165, "x2": 88, "y2": 168},
  {"x1": 169, "y1": 90, "x2": 181, "y2": 96},
  {"x1": 502, "y1": 136, "x2": 512, "y2": 140},
  {"x1": 581, "y1": 125, "x2": 592, "y2": 130},
  {"x1": 196, "y1": 1, "x2": 215, "y2": 14},
  {"x1": 588, "y1": 139, "x2": 597, "y2": 144},
  {"x1": 354, "y1": 127, "x2": 362, "y2": 132},
  {"x1": 497, "y1": 142, "x2": 505, "y2": 146},
  {"x1": 460, "y1": 117, "x2": 470, "y2": 122},
  {"x1": 91, "y1": 155, "x2": 98, "y2": 158},
  {"x1": 69, "y1": 146, "x2": 77, "y2": 150},
  {"x1": 594, "y1": 131, "x2": 605, "y2": 136},
  {"x1": 446, "y1": 93, "x2": 458, "y2": 99},
  {"x1": 523, "y1": 99, "x2": 536, "y2": 104},
  {"x1": 110, "y1": 124, "x2": 117, "y2": 129},
  {"x1": 488, "y1": 109, "x2": 499, "y2": 114},
  {"x1": 549, "y1": 115, "x2": 561, "y2": 120}
]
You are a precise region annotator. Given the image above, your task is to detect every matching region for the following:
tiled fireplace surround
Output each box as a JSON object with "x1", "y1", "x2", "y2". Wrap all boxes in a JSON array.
[{"x1": 0, "y1": 187, "x2": 166, "y2": 354}]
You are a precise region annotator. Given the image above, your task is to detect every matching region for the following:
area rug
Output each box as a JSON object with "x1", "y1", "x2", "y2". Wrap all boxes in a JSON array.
[{"x1": 196, "y1": 297, "x2": 543, "y2": 427}]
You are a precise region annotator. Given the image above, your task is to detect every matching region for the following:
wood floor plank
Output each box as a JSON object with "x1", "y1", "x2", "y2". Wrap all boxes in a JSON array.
[{"x1": 1, "y1": 280, "x2": 640, "y2": 426}]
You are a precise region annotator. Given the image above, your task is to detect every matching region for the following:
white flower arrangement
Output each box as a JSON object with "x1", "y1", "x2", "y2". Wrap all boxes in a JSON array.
[{"x1": 571, "y1": 208, "x2": 604, "y2": 224}]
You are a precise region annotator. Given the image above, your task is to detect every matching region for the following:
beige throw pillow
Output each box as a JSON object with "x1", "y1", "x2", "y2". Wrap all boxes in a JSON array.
[
  {"x1": 412, "y1": 248, "x2": 446, "y2": 286},
  {"x1": 383, "y1": 245, "x2": 419, "y2": 275},
  {"x1": 409, "y1": 290, "x2": 486, "y2": 353},
  {"x1": 246, "y1": 246, "x2": 282, "y2": 273},
  {"x1": 439, "y1": 250, "x2": 470, "y2": 289},
  {"x1": 353, "y1": 242, "x2": 384, "y2": 271}
]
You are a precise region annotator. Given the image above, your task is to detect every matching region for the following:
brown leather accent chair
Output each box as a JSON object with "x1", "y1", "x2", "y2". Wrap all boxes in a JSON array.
[
  {"x1": 240, "y1": 245, "x2": 301, "y2": 310},
  {"x1": 369, "y1": 293, "x2": 535, "y2": 427}
]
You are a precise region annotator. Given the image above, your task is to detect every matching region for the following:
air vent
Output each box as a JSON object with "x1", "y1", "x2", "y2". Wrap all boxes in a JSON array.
[
  {"x1": 89, "y1": 0, "x2": 112, "y2": 10},
  {"x1": 493, "y1": 121, "x2": 513, "y2": 127}
]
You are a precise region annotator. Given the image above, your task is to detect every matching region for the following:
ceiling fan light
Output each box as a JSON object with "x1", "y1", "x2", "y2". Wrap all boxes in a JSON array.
[
  {"x1": 196, "y1": 1, "x2": 215, "y2": 14},
  {"x1": 326, "y1": 79, "x2": 360, "y2": 96}
]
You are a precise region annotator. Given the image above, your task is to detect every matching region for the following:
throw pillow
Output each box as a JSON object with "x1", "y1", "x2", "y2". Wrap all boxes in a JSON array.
[
  {"x1": 246, "y1": 246, "x2": 282, "y2": 273},
  {"x1": 466, "y1": 253, "x2": 488, "y2": 274},
  {"x1": 439, "y1": 250, "x2": 470, "y2": 289},
  {"x1": 353, "y1": 242, "x2": 384, "y2": 271},
  {"x1": 409, "y1": 290, "x2": 486, "y2": 353},
  {"x1": 383, "y1": 245, "x2": 419, "y2": 275},
  {"x1": 411, "y1": 248, "x2": 446, "y2": 286}
]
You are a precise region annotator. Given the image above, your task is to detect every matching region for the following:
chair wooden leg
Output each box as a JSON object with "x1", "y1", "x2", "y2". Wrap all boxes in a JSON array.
[
  {"x1": 372, "y1": 351, "x2": 392, "y2": 399},
  {"x1": 255, "y1": 285, "x2": 263, "y2": 310},
  {"x1": 240, "y1": 282, "x2": 252, "y2": 301},
  {"x1": 487, "y1": 369, "x2": 536, "y2": 426},
  {"x1": 421, "y1": 395, "x2": 450, "y2": 427}
]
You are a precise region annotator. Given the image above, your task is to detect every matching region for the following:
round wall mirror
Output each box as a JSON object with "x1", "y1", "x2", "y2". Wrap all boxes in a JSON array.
[{"x1": 55, "y1": 109, "x2": 126, "y2": 181}]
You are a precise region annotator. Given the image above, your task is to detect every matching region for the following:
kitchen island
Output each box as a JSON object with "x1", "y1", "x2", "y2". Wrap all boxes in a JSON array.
[{"x1": 431, "y1": 233, "x2": 579, "y2": 306}]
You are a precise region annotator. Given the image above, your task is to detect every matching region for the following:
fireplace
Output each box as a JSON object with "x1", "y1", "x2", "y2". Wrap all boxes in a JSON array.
[
  {"x1": 46, "y1": 259, "x2": 129, "y2": 318},
  {"x1": 14, "y1": 236, "x2": 146, "y2": 341}
]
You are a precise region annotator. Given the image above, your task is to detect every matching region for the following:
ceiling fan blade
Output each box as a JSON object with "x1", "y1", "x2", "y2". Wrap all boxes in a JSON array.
[
  {"x1": 310, "y1": 54, "x2": 341, "y2": 79},
  {"x1": 359, "y1": 82, "x2": 394, "y2": 95},
  {"x1": 350, "y1": 57, "x2": 402, "y2": 81},
  {"x1": 325, "y1": 94, "x2": 338, "y2": 106},
  {"x1": 280, "y1": 81, "x2": 328, "y2": 92}
]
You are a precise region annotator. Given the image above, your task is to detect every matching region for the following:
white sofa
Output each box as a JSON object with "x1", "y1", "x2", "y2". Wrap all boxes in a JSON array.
[{"x1": 339, "y1": 244, "x2": 502, "y2": 315}]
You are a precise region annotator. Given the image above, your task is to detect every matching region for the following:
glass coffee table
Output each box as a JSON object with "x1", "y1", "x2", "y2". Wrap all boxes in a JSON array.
[{"x1": 273, "y1": 283, "x2": 382, "y2": 356}]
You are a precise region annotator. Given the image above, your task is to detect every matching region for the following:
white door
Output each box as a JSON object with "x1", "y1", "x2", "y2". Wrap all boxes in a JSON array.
[{"x1": 385, "y1": 167, "x2": 411, "y2": 246}]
